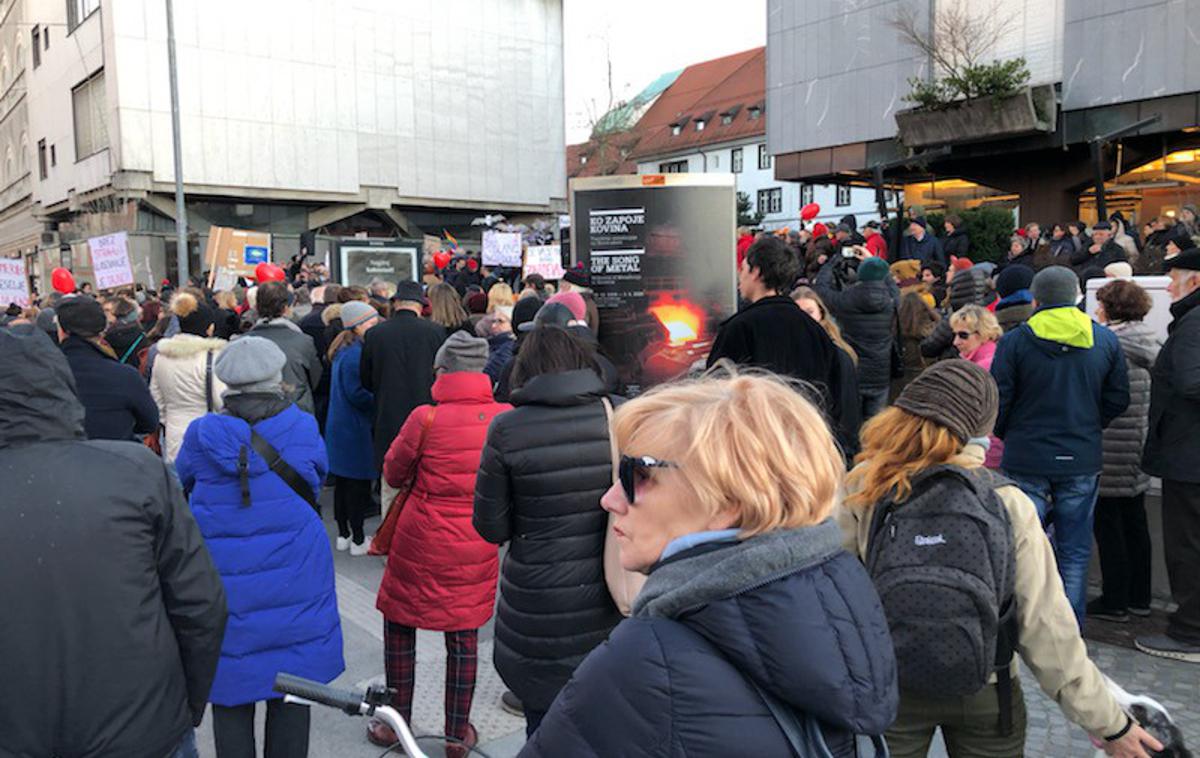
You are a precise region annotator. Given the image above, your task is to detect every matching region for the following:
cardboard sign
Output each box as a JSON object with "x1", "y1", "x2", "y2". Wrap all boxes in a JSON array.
[
  {"x1": 0, "y1": 256, "x2": 29, "y2": 307},
  {"x1": 524, "y1": 244, "x2": 565, "y2": 280},
  {"x1": 206, "y1": 226, "x2": 272, "y2": 288},
  {"x1": 88, "y1": 232, "x2": 135, "y2": 290},
  {"x1": 482, "y1": 231, "x2": 522, "y2": 267}
]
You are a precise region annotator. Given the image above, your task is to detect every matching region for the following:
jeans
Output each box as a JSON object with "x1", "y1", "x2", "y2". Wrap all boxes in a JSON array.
[
  {"x1": 860, "y1": 387, "x2": 890, "y2": 420},
  {"x1": 1092, "y1": 494, "x2": 1152, "y2": 611},
  {"x1": 212, "y1": 699, "x2": 311, "y2": 758},
  {"x1": 1005, "y1": 471, "x2": 1100, "y2": 626},
  {"x1": 169, "y1": 730, "x2": 199, "y2": 758}
]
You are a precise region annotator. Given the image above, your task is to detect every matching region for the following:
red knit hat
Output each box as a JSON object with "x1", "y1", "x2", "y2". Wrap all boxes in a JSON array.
[
  {"x1": 812, "y1": 222, "x2": 828, "y2": 238},
  {"x1": 951, "y1": 256, "x2": 974, "y2": 272}
]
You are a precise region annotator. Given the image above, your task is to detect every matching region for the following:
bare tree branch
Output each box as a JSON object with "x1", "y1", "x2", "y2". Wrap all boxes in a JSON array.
[{"x1": 890, "y1": 0, "x2": 1018, "y2": 81}]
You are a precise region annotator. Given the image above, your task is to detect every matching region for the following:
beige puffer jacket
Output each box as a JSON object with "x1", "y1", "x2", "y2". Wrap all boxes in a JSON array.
[
  {"x1": 836, "y1": 444, "x2": 1127, "y2": 740},
  {"x1": 149, "y1": 334, "x2": 227, "y2": 463}
]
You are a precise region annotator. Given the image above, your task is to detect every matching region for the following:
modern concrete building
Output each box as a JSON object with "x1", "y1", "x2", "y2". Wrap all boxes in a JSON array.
[
  {"x1": 24, "y1": 0, "x2": 566, "y2": 290},
  {"x1": 0, "y1": 0, "x2": 41, "y2": 272},
  {"x1": 767, "y1": 0, "x2": 1200, "y2": 228}
]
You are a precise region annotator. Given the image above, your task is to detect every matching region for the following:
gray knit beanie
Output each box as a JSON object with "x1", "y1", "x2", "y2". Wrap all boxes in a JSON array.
[
  {"x1": 216, "y1": 336, "x2": 286, "y2": 395},
  {"x1": 894, "y1": 359, "x2": 999, "y2": 442},
  {"x1": 434, "y1": 331, "x2": 489, "y2": 374},
  {"x1": 1031, "y1": 266, "x2": 1080, "y2": 307},
  {"x1": 340, "y1": 301, "x2": 377, "y2": 330}
]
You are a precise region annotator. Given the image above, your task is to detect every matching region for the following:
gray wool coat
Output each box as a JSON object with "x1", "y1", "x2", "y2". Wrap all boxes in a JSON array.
[{"x1": 1099, "y1": 321, "x2": 1161, "y2": 497}]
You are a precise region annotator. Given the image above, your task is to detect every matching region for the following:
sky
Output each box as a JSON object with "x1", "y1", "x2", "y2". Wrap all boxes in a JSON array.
[{"x1": 563, "y1": 0, "x2": 766, "y2": 145}]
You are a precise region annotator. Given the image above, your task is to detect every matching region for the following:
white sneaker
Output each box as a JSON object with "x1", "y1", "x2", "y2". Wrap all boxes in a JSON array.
[
  {"x1": 350, "y1": 539, "x2": 371, "y2": 556},
  {"x1": 336, "y1": 536, "x2": 351, "y2": 552}
]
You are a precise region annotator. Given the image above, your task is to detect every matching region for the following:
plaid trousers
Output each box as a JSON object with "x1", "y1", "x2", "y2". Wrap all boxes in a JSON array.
[{"x1": 384, "y1": 621, "x2": 479, "y2": 740}]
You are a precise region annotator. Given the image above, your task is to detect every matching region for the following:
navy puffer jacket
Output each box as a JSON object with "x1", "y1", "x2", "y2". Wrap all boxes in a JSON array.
[{"x1": 520, "y1": 520, "x2": 898, "y2": 756}]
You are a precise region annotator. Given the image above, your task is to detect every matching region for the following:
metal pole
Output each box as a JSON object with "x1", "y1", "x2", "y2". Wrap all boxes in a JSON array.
[
  {"x1": 166, "y1": 0, "x2": 187, "y2": 284},
  {"x1": 1090, "y1": 139, "x2": 1108, "y2": 222}
]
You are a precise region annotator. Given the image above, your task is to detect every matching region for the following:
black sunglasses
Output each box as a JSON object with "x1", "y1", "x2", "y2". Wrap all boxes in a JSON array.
[
  {"x1": 618, "y1": 455, "x2": 677, "y2": 504},
  {"x1": 954, "y1": 330, "x2": 975, "y2": 340}
]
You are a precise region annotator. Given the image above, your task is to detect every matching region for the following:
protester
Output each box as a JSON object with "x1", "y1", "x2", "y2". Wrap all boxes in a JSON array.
[
  {"x1": 950, "y1": 304, "x2": 1005, "y2": 468},
  {"x1": 1072, "y1": 221, "x2": 1128, "y2": 283},
  {"x1": 994, "y1": 264, "x2": 1036, "y2": 333},
  {"x1": 473, "y1": 327, "x2": 624, "y2": 736},
  {"x1": 244, "y1": 280, "x2": 322, "y2": 415},
  {"x1": 1110, "y1": 213, "x2": 1140, "y2": 262},
  {"x1": 486, "y1": 281, "x2": 515, "y2": 315},
  {"x1": 991, "y1": 266, "x2": 1130, "y2": 624},
  {"x1": 839, "y1": 360, "x2": 1162, "y2": 758},
  {"x1": 477, "y1": 310, "x2": 516, "y2": 388},
  {"x1": 521, "y1": 372, "x2": 898, "y2": 756},
  {"x1": 921, "y1": 260, "x2": 948, "y2": 306},
  {"x1": 324, "y1": 301, "x2": 381, "y2": 555},
  {"x1": 942, "y1": 214, "x2": 970, "y2": 259},
  {"x1": 813, "y1": 254, "x2": 899, "y2": 419},
  {"x1": 1048, "y1": 223, "x2": 1075, "y2": 263},
  {"x1": 707, "y1": 235, "x2": 843, "y2": 425},
  {"x1": 175, "y1": 337, "x2": 343, "y2": 758},
  {"x1": 1068, "y1": 221, "x2": 1091, "y2": 255},
  {"x1": 369, "y1": 333, "x2": 511, "y2": 755},
  {"x1": 150, "y1": 292, "x2": 228, "y2": 463},
  {"x1": 105, "y1": 296, "x2": 146, "y2": 364},
  {"x1": 1003, "y1": 232, "x2": 1036, "y2": 271},
  {"x1": 0, "y1": 326, "x2": 227, "y2": 758},
  {"x1": 429, "y1": 281, "x2": 472, "y2": 337},
  {"x1": 791, "y1": 285, "x2": 863, "y2": 459},
  {"x1": 900, "y1": 216, "x2": 946, "y2": 268},
  {"x1": 863, "y1": 218, "x2": 889, "y2": 259},
  {"x1": 361, "y1": 281, "x2": 446, "y2": 516},
  {"x1": 56, "y1": 295, "x2": 160, "y2": 441},
  {"x1": 559, "y1": 264, "x2": 601, "y2": 333},
  {"x1": 921, "y1": 265, "x2": 992, "y2": 361},
  {"x1": 1136, "y1": 249, "x2": 1200, "y2": 661}
]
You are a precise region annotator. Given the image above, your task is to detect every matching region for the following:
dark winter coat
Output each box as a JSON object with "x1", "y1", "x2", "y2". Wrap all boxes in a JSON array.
[
  {"x1": 175, "y1": 399, "x2": 344, "y2": 706},
  {"x1": 360, "y1": 310, "x2": 447, "y2": 470},
  {"x1": 0, "y1": 327, "x2": 227, "y2": 758},
  {"x1": 707, "y1": 295, "x2": 842, "y2": 421},
  {"x1": 991, "y1": 306, "x2": 1130, "y2": 477},
  {"x1": 995, "y1": 291, "x2": 1036, "y2": 333},
  {"x1": 325, "y1": 341, "x2": 376, "y2": 480},
  {"x1": 1049, "y1": 236, "x2": 1075, "y2": 263},
  {"x1": 1142, "y1": 288, "x2": 1200, "y2": 483},
  {"x1": 244, "y1": 318, "x2": 323, "y2": 414},
  {"x1": 900, "y1": 231, "x2": 946, "y2": 268},
  {"x1": 1100, "y1": 322, "x2": 1161, "y2": 497},
  {"x1": 472, "y1": 369, "x2": 623, "y2": 711},
  {"x1": 813, "y1": 260, "x2": 899, "y2": 391},
  {"x1": 60, "y1": 334, "x2": 160, "y2": 441},
  {"x1": 521, "y1": 521, "x2": 898, "y2": 757},
  {"x1": 942, "y1": 228, "x2": 970, "y2": 260},
  {"x1": 106, "y1": 322, "x2": 146, "y2": 364},
  {"x1": 921, "y1": 267, "x2": 992, "y2": 360},
  {"x1": 484, "y1": 333, "x2": 516, "y2": 388},
  {"x1": 378, "y1": 372, "x2": 510, "y2": 632},
  {"x1": 1070, "y1": 240, "x2": 1127, "y2": 282}
]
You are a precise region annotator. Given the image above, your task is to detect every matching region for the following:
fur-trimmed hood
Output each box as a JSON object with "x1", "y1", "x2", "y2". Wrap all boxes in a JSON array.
[{"x1": 155, "y1": 333, "x2": 228, "y2": 359}]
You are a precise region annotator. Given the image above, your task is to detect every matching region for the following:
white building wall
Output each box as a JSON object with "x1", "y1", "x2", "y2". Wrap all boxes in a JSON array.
[
  {"x1": 28, "y1": 0, "x2": 566, "y2": 210},
  {"x1": 637, "y1": 139, "x2": 879, "y2": 230}
]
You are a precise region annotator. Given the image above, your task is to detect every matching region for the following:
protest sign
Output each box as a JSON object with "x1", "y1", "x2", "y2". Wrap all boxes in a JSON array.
[
  {"x1": 0, "y1": 257, "x2": 29, "y2": 307},
  {"x1": 482, "y1": 231, "x2": 522, "y2": 267},
  {"x1": 524, "y1": 244, "x2": 565, "y2": 280},
  {"x1": 206, "y1": 226, "x2": 272, "y2": 287},
  {"x1": 88, "y1": 232, "x2": 135, "y2": 290}
]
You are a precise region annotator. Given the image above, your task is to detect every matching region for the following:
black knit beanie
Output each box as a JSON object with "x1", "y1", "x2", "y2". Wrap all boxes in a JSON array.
[{"x1": 894, "y1": 359, "x2": 999, "y2": 442}]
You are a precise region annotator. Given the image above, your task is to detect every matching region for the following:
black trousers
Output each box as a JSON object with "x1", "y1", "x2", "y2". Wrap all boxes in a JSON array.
[
  {"x1": 333, "y1": 475, "x2": 372, "y2": 544},
  {"x1": 1092, "y1": 493, "x2": 1152, "y2": 611},
  {"x1": 1163, "y1": 479, "x2": 1200, "y2": 644},
  {"x1": 212, "y1": 699, "x2": 310, "y2": 758}
]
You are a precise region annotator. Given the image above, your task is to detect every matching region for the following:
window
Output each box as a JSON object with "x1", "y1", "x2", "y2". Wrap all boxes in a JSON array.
[
  {"x1": 579, "y1": 155, "x2": 588, "y2": 165},
  {"x1": 36, "y1": 139, "x2": 46, "y2": 179},
  {"x1": 670, "y1": 124, "x2": 682, "y2": 136},
  {"x1": 731, "y1": 147, "x2": 743, "y2": 174},
  {"x1": 659, "y1": 160, "x2": 688, "y2": 174},
  {"x1": 749, "y1": 106, "x2": 762, "y2": 120},
  {"x1": 67, "y1": 0, "x2": 100, "y2": 33},
  {"x1": 19, "y1": 131, "x2": 27, "y2": 173},
  {"x1": 31, "y1": 27, "x2": 40, "y2": 68},
  {"x1": 757, "y1": 144, "x2": 771, "y2": 170},
  {"x1": 712, "y1": 154, "x2": 719, "y2": 169},
  {"x1": 72, "y1": 69, "x2": 108, "y2": 159},
  {"x1": 721, "y1": 113, "x2": 733, "y2": 125},
  {"x1": 695, "y1": 119, "x2": 705, "y2": 131},
  {"x1": 50, "y1": 144, "x2": 56, "y2": 166},
  {"x1": 757, "y1": 188, "x2": 782, "y2": 215},
  {"x1": 836, "y1": 185, "x2": 852, "y2": 207},
  {"x1": 800, "y1": 184, "x2": 814, "y2": 205},
  {"x1": 44, "y1": 25, "x2": 49, "y2": 50}
]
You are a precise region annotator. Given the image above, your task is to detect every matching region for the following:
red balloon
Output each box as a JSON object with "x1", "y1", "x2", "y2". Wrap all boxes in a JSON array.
[
  {"x1": 434, "y1": 252, "x2": 451, "y2": 270},
  {"x1": 801, "y1": 202, "x2": 821, "y2": 221},
  {"x1": 812, "y1": 222, "x2": 829, "y2": 238},
  {"x1": 51, "y1": 267, "x2": 76, "y2": 294},
  {"x1": 254, "y1": 262, "x2": 285, "y2": 282}
]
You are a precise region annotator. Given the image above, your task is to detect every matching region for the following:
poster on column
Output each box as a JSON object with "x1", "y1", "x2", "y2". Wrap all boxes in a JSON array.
[
  {"x1": 0, "y1": 256, "x2": 29, "y2": 307},
  {"x1": 571, "y1": 173, "x2": 736, "y2": 396},
  {"x1": 481, "y1": 231, "x2": 522, "y2": 267},
  {"x1": 88, "y1": 232, "x2": 135, "y2": 290}
]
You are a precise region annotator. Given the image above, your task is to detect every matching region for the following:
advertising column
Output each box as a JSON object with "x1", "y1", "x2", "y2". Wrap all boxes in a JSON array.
[{"x1": 571, "y1": 174, "x2": 736, "y2": 395}]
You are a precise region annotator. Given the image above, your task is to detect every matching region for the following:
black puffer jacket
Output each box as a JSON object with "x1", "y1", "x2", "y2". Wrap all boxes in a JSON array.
[
  {"x1": 0, "y1": 327, "x2": 227, "y2": 758},
  {"x1": 921, "y1": 267, "x2": 992, "y2": 360},
  {"x1": 942, "y1": 228, "x2": 970, "y2": 259},
  {"x1": 473, "y1": 369, "x2": 623, "y2": 710},
  {"x1": 813, "y1": 260, "x2": 899, "y2": 391},
  {"x1": 1142, "y1": 288, "x2": 1200, "y2": 483}
]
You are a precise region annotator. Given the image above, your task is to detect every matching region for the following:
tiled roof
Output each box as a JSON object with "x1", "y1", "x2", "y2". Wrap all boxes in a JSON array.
[
  {"x1": 567, "y1": 132, "x2": 643, "y2": 178},
  {"x1": 630, "y1": 47, "x2": 766, "y2": 161}
]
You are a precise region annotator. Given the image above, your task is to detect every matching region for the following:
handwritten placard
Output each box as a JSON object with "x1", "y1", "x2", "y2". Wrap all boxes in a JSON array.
[
  {"x1": 482, "y1": 231, "x2": 522, "y2": 267},
  {"x1": 524, "y1": 244, "x2": 565, "y2": 280},
  {"x1": 88, "y1": 232, "x2": 134, "y2": 290},
  {"x1": 0, "y1": 257, "x2": 29, "y2": 307}
]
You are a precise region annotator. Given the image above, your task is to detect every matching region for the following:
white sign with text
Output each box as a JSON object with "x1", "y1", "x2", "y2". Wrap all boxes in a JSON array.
[{"x1": 89, "y1": 232, "x2": 135, "y2": 290}]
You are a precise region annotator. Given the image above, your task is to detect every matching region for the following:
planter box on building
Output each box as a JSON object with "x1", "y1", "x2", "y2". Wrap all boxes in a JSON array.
[{"x1": 895, "y1": 84, "x2": 1057, "y2": 149}]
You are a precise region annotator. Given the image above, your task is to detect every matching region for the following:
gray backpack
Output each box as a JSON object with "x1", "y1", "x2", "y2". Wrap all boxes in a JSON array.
[{"x1": 866, "y1": 464, "x2": 1019, "y2": 734}]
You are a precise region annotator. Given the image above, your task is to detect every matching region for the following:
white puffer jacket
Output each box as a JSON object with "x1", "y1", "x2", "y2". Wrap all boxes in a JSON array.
[{"x1": 149, "y1": 334, "x2": 228, "y2": 462}]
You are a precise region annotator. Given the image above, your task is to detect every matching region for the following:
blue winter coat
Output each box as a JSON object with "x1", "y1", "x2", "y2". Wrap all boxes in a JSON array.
[
  {"x1": 521, "y1": 520, "x2": 898, "y2": 757},
  {"x1": 175, "y1": 403, "x2": 344, "y2": 706},
  {"x1": 325, "y1": 341, "x2": 376, "y2": 480}
]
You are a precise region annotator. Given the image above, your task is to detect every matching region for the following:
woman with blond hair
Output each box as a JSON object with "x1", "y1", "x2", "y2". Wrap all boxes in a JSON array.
[
  {"x1": 951, "y1": 304, "x2": 1005, "y2": 467},
  {"x1": 837, "y1": 360, "x2": 1161, "y2": 758},
  {"x1": 486, "y1": 282, "x2": 515, "y2": 314},
  {"x1": 519, "y1": 371, "x2": 898, "y2": 756},
  {"x1": 428, "y1": 282, "x2": 472, "y2": 337}
]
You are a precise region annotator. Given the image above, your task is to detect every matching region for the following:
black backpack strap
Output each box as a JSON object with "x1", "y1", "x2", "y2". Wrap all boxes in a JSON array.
[
  {"x1": 205, "y1": 350, "x2": 215, "y2": 413},
  {"x1": 994, "y1": 593, "x2": 1019, "y2": 736},
  {"x1": 249, "y1": 429, "x2": 318, "y2": 511}
]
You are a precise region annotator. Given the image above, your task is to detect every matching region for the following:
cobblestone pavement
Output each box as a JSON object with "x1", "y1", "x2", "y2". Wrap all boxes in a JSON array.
[{"x1": 195, "y1": 505, "x2": 1197, "y2": 757}]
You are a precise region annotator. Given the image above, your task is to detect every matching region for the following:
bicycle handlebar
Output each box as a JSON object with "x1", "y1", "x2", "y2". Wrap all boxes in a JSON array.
[{"x1": 273, "y1": 673, "x2": 365, "y2": 716}]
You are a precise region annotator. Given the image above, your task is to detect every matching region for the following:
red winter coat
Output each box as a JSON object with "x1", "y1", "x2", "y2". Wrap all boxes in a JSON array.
[
  {"x1": 865, "y1": 232, "x2": 888, "y2": 261},
  {"x1": 376, "y1": 372, "x2": 511, "y2": 631}
]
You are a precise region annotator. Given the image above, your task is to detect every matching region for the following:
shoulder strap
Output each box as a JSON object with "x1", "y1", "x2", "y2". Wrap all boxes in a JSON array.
[
  {"x1": 249, "y1": 429, "x2": 318, "y2": 510},
  {"x1": 205, "y1": 350, "x2": 215, "y2": 413},
  {"x1": 119, "y1": 332, "x2": 146, "y2": 365}
]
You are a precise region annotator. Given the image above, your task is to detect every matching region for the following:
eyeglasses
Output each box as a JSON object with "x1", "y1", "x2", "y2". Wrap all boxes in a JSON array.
[
  {"x1": 618, "y1": 455, "x2": 677, "y2": 505},
  {"x1": 953, "y1": 331, "x2": 975, "y2": 340}
]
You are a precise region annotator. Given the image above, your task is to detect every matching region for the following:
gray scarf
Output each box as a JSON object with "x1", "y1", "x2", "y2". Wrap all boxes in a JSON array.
[{"x1": 633, "y1": 519, "x2": 845, "y2": 619}]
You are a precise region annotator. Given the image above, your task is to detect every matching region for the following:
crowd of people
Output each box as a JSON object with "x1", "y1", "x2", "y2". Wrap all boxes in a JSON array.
[{"x1": 0, "y1": 209, "x2": 1197, "y2": 758}]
